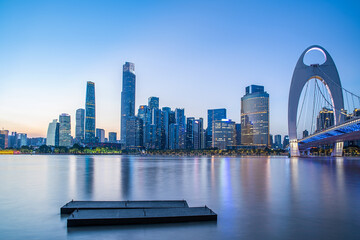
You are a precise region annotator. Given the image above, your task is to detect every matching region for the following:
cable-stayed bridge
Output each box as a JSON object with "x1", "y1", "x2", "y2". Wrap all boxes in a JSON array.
[{"x1": 288, "y1": 45, "x2": 360, "y2": 157}]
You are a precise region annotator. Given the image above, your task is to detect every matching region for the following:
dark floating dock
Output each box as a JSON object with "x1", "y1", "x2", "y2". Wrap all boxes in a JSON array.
[
  {"x1": 67, "y1": 207, "x2": 217, "y2": 227},
  {"x1": 61, "y1": 200, "x2": 189, "y2": 214}
]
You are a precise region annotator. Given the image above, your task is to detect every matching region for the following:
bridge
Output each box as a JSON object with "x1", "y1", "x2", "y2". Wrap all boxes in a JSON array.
[{"x1": 288, "y1": 45, "x2": 360, "y2": 157}]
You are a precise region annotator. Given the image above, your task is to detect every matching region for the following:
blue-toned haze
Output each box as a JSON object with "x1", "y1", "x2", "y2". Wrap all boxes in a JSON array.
[{"x1": 0, "y1": 0, "x2": 360, "y2": 137}]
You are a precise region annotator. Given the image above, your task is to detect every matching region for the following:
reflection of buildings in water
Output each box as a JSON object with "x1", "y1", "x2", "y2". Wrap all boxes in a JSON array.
[
  {"x1": 119, "y1": 156, "x2": 133, "y2": 199},
  {"x1": 67, "y1": 155, "x2": 77, "y2": 197},
  {"x1": 82, "y1": 156, "x2": 95, "y2": 198},
  {"x1": 289, "y1": 157, "x2": 299, "y2": 194}
]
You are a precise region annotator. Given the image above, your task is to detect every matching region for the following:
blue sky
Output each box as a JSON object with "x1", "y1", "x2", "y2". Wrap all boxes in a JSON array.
[{"x1": 1, "y1": 0, "x2": 360, "y2": 137}]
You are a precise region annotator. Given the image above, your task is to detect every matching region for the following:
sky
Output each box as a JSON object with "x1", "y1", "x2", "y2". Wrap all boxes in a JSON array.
[{"x1": 1, "y1": 0, "x2": 360, "y2": 138}]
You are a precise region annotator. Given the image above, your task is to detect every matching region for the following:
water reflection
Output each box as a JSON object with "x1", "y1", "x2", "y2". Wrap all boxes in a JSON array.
[{"x1": 1, "y1": 155, "x2": 360, "y2": 239}]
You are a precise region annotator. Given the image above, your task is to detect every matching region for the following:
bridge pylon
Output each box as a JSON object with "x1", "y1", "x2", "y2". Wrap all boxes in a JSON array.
[{"x1": 288, "y1": 45, "x2": 344, "y2": 157}]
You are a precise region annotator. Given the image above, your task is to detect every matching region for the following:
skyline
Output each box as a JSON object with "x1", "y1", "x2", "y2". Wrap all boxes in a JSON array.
[{"x1": 1, "y1": 0, "x2": 360, "y2": 138}]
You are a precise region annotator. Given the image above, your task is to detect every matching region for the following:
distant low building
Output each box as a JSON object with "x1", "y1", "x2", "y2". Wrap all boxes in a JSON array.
[
  {"x1": 108, "y1": 132, "x2": 117, "y2": 143},
  {"x1": 0, "y1": 130, "x2": 9, "y2": 149}
]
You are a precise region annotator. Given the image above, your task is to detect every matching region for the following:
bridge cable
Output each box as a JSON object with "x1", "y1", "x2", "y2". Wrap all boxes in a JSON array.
[
  {"x1": 297, "y1": 80, "x2": 310, "y2": 127},
  {"x1": 318, "y1": 65, "x2": 360, "y2": 100}
]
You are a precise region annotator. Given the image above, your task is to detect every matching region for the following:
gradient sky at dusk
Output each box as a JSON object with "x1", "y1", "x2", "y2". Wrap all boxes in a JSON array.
[{"x1": 1, "y1": 0, "x2": 360, "y2": 138}]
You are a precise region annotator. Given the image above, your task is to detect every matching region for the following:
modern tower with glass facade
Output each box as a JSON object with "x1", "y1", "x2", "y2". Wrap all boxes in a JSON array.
[
  {"x1": 85, "y1": 81, "x2": 96, "y2": 143},
  {"x1": 59, "y1": 113, "x2": 71, "y2": 147},
  {"x1": 241, "y1": 85, "x2": 270, "y2": 147},
  {"x1": 46, "y1": 119, "x2": 59, "y2": 146},
  {"x1": 75, "y1": 108, "x2": 85, "y2": 142},
  {"x1": 121, "y1": 62, "x2": 136, "y2": 143}
]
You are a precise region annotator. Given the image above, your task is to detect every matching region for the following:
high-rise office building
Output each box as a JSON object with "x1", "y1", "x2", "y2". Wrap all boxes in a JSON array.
[
  {"x1": 121, "y1": 62, "x2": 136, "y2": 143},
  {"x1": 59, "y1": 113, "x2": 71, "y2": 147},
  {"x1": 269, "y1": 134, "x2": 273, "y2": 148},
  {"x1": 18, "y1": 133, "x2": 27, "y2": 147},
  {"x1": 212, "y1": 119, "x2": 236, "y2": 150},
  {"x1": 85, "y1": 81, "x2": 96, "y2": 143},
  {"x1": 109, "y1": 132, "x2": 117, "y2": 143},
  {"x1": 162, "y1": 107, "x2": 174, "y2": 149},
  {"x1": 125, "y1": 116, "x2": 143, "y2": 148},
  {"x1": 274, "y1": 134, "x2": 282, "y2": 149},
  {"x1": 148, "y1": 97, "x2": 159, "y2": 110},
  {"x1": 138, "y1": 105, "x2": 151, "y2": 148},
  {"x1": 169, "y1": 123, "x2": 179, "y2": 150},
  {"x1": 241, "y1": 85, "x2": 269, "y2": 147},
  {"x1": 316, "y1": 107, "x2": 334, "y2": 132},
  {"x1": 0, "y1": 130, "x2": 9, "y2": 149},
  {"x1": 186, "y1": 118, "x2": 204, "y2": 149},
  {"x1": 235, "y1": 123, "x2": 241, "y2": 145},
  {"x1": 149, "y1": 108, "x2": 162, "y2": 149},
  {"x1": 46, "y1": 119, "x2": 60, "y2": 146},
  {"x1": 96, "y1": 128, "x2": 105, "y2": 143},
  {"x1": 207, "y1": 109, "x2": 227, "y2": 148},
  {"x1": 175, "y1": 108, "x2": 186, "y2": 149},
  {"x1": 283, "y1": 135, "x2": 289, "y2": 149},
  {"x1": 75, "y1": 108, "x2": 85, "y2": 142}
]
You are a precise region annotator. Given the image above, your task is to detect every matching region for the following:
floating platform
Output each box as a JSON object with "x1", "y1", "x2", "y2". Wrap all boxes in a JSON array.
[
  {"x1": 67, "y1": 207, "x2": 217, "y2": 227},
  {"x1": 61, "y1": 200, "x2": 189, "y2": 214}
]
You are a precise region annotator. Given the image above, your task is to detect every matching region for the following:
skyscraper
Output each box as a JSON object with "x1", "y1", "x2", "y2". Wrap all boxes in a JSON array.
[
  {"x1": 148, "y1": 97, "x2": 159, "y2": 110},
  {"x1": 162, "y1": 107, "x2": 175, "y2": 149},
  {"x1": 207, "y1": 109, "x2": 227, "y2": 147},
  {"x1": 283, "y1": 135, "x2": 289, "y2": 149},
  {"x1": 274, "y1": 134, "x2": 282, "y2": 149},
  {"x1": 96, "y1": 128, "x2": 105, "y2": 143},
  {"x1": 241, "y1": 85, "x2": 269, "y2": 147},
  {"x1": 125, "y1": 116, "x2": 143, "y2": 149},
  {"x1": 121, "y1": 62, "x2": 136, "y2": 143},
  {"x1": 59, "y1": 113, "x2": 71, "y2": 147},
  {"x1": 75, "y1": 108, "x2": 85, "y2": 142},
  {"x1": 316, "y1": 107, "x2": 334, "y2": 132},
  {"x1": 138, "y1": 105, "x2": 151, "y2": 148},
  {"x1": 186, "y1": 118, "x2": 204, "y2": 149},
  {"x1": 169, "y1": 123, "x2": 179, "y2": 150},
  {"x1": 212, "y1": 119, "x2": 236, "y2": 150},
  {"x1": 46, "y1": 119, "x2": 59, "y2": 146},
  {"x1": 85, "y1": 81, "x2": 96, "y2": 143},
  {"x1": 175, "y1": 108, "x2": 185, "y2": 149},
  {"x1": 235, "y1": 123, "x2": 241, "y2": 145}
]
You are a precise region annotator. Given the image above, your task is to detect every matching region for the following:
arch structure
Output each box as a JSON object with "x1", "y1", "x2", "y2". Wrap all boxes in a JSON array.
[{"x1": 288, "y1": 45, "x2": 344, "y2": 157}]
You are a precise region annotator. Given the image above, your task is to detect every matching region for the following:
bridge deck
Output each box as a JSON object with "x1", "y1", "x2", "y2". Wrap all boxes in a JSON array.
[{"x1": 299, "y1": 118, "x2": 360, "y2": 148}]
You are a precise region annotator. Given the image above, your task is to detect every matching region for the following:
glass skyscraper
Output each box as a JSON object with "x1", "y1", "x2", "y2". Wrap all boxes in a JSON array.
[
  {"x1": 85, "y1": 81, "x2": 96, "y2": 143},
  {"x1": 59, "y1": 113, "x2": 71, "y2": 147},
  {"x1": 121, "y1": 62, "x2": 136, "y2": 142},
  {"x1": 75, "y1": 108, "x2": 85, "y2": 142},
  {"x1": 96, "y1": 128, "x2": 105, "y2": 143},
  {"x1": 207, "y1": 108, "x2": 227, "y2": 147},
  {"x1": 46, "y1": 119, "x2": 59, "y2": 146},
  {"x1": 148, "y1": 96, "x2": 159, "y2": 110},
  {"x1": 175, "y1": 108, "x2": 185, "y2": 149},
  {"x1": 241, "y1": 85, "x2": 269, "y2": 147},
  {"x1": 212, "y1": 119, "x2": 236, "y2": 150}
]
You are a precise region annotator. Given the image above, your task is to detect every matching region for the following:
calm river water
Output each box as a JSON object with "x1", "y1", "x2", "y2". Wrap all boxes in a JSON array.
[{"x1": 0, "y1": 155, "x2": 360, "y2": 239}]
